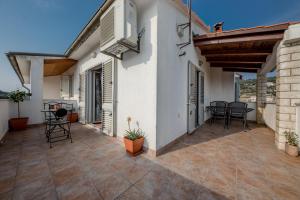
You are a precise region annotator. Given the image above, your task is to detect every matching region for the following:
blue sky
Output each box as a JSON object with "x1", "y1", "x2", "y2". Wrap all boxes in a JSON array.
[{"x1": 1, "y1": 0, "x2": 300, "y2": 91}]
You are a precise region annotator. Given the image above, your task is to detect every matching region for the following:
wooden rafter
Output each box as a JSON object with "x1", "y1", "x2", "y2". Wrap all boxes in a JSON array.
[{"x1": 193, "y1": 23, "x2": 291, "y2": 73}]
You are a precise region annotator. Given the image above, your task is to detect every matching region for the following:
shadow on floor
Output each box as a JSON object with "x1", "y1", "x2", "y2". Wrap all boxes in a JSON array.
[{"x1": 0, "y1": 123, "x2": 232, "y2": 200}]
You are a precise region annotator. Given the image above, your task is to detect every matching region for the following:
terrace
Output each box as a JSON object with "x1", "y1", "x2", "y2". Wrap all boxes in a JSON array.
[{"x1": 0, "y1": 122, "x2": 300, "y2": 199}]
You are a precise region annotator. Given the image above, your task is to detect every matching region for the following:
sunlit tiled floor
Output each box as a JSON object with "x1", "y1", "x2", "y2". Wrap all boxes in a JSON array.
[{"x1": 0, "y1": 122, "x2": 300, "y2": 200}]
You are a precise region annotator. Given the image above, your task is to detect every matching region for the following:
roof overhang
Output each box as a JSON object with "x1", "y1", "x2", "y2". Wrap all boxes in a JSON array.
[
  {"x1": 194, "y1": 23, "x2": 295, "y2": 73},
  {"x1": 6, "y1": 52, "x2": 76, "y2": 84},
  {"x1": 65, "y1": 0, "x2": 210, "y2": 58},
  {"x1": 65, "y1": 0, "x2": 114, "y2": 57}
]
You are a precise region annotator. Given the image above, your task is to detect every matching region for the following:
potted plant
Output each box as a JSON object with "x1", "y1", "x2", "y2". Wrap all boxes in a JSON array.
[
  {"x1": 7, "y1": 90, "x2": 31, "y2": 131},
  {"x1": 67, "y1": 109, "x2": 78, "y2": 123},
  {"x1": 284, "y1": 131, "x2": 299, "y2": 157},
  {"x1": 123, "y1": 117, "x2": 144, "y2": 156}
]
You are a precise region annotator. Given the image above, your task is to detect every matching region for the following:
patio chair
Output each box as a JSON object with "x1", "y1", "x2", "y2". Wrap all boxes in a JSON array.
[
  {"x1": 228, "y1": 102, "x2": 248, "y2": 129},
  {"x1": 43, "y1": 101, "x2": 61, "y2": 137},
  {"x1": 46, "y1": 107, "x2": 73, "y2": 148},
  {"x1": 210, "y1": 101, "x2": 228, "y2": 128}
]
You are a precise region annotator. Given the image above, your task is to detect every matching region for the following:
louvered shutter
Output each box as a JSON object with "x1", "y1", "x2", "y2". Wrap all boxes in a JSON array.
[
  {"x1": 100, "y1": 7, "x2": 115, "y2": 47},
  {"x1": 102, "y1": 60, "x2": 113, "y2": 135},
  {"x1": 190, "y1": 64, "x2": 197, "y2": 105},
  {"x1": 79, "y1": 73, "x2": 86, "y2": 123}
]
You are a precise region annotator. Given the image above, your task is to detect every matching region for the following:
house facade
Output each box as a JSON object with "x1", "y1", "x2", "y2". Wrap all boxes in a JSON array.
[{"x1": 5, "y1": 0, "x2": 300, "y2": 155}]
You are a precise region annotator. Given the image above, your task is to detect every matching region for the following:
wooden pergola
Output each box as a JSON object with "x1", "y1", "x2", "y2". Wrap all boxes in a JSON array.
[{"x1": 193, "y1": 23, "x2": 292, "y2": 73}]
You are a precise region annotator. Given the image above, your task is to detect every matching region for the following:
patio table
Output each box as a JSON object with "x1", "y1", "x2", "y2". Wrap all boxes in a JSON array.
[
  {"x1": 41, "y1": 108, "x2": 73, "y2": 148},
  {"x1": 206, "y1": 106, "x2": 254, "y2": 129}
]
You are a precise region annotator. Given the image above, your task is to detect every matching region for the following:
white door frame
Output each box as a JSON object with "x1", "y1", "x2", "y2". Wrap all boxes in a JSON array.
[{"x1": 187, "y1": 61, "x2": 205, "y2": 134}]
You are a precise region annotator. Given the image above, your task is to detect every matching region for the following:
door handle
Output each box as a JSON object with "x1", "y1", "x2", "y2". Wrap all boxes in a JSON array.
[{"x1": 190, "y1": 111, "x2": 193, "y2": 115}]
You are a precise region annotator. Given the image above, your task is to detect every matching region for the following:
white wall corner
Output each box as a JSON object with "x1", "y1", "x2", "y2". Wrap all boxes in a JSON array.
[{"x1": 296, "y1": 103, "x2": 300, "y2": 147}]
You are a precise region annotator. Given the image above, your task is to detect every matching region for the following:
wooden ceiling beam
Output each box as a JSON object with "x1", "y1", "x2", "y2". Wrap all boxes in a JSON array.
[
  {"x1": 44, "y1": 59, "x2": 77, "y2": 65},
  {"x1": 194, "y1": 23, "x2": 290, "y2": 41},
  {"x1": 201, "y1": 49, "x2": 273, "y2": 55},
  {"x1": 206, "y1": 56, "x2": 267, "y2": 62},
  {"x1": 204, "y1": 52, "x2": 272, "y2": 57},
  {"x1": 223, "y1": 68, "x2": 258, "y2": 73},
  {"x1": 195, "y1": 33, "x2": 283, "y2": 46},
  {"x1": 211, "y1": 66, "x2": 261, "y2": 70},
  {"x1": 210, "y1": 61, "x2": 264, "y2": 65}
]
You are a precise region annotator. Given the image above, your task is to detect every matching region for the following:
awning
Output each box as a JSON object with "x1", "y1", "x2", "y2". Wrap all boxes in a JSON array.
[{"x1": 193, "y1": 23, "x2": 293, "y2": 73}]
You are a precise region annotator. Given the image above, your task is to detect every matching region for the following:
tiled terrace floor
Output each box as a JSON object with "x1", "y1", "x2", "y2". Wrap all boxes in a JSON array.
[{"x1": 0, "y1": 122, "x2": 300, "y2": 200}]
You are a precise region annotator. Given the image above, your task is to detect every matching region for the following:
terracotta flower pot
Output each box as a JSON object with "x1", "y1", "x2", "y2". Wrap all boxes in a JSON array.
[
  {"x1": 67, "y1": 113, "x2": 78, "y2": 123},
  {"x1": 124, "y1": 137, "x2": 144, "y2": 156},
  {"x1": 9, "y1": 117, "x2": 29, "y2": 131},
  {"x1": 285, "y1": 143, "x2": 299, "y2": 157}
]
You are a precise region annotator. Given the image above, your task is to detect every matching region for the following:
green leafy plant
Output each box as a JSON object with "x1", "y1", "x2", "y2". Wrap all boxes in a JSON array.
[
  {"x1": 124, "y1": 129, "x2": 144, "y2": 141},
  {"x1": 124, "y1": 116, "x2": 144, "y2": 141},
  {"x1": 284, "y1": 131, "x2": 299, "y2": 147},
  {"x1": 7, "y1": 90, "x2": 31, "y2": 118}
]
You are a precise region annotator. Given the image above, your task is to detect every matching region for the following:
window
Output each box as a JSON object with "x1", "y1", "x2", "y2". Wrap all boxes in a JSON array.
[{"x1": 61, "y1": 75, "x2": 73, "y2": 99}]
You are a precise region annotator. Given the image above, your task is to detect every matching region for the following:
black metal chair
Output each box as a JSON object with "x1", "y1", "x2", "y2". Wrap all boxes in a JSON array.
[
  {"x1": 228, "y1": 102, "x2": 248, "y2": 128},
  {"x1": 210, "y1": 101, "x2": 228, "y2": 128},
  {"x1": 46, "y1": 107, "x2": 72, "y2": 148}
]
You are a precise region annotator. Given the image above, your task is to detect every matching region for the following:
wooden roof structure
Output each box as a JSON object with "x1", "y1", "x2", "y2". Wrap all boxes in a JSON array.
[
  {"x1": 194, "y1": 23, "x2": 293, "y2": 73},
  {"x1": 44, "y1": 59, "x2": 77, "y2": 76}
]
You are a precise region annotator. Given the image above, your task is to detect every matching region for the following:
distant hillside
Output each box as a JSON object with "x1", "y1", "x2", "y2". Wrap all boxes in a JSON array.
[
  {"x1": 240, "y1": 77, "x2": 276, "y2": 102},
  {"x1": 0, "y1": 90, "x2": 9, "y2": 99}
]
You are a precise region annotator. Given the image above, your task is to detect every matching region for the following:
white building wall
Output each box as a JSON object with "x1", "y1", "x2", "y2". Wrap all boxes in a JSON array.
[
  {"x1": 0, "y1": 100, "x2": 10, "y2": 141},
  {"x1": 156, "y1": 1, "x2": 210, "y2": 150},
  {"x1": 43, "y1": 76, "x2": 61, "y2": 99},
  {"x1": 72, "y1": 0, "x2": 159, "y2": 150},
  {"x1": 209, "y1": 68, "x2": 235, "y2": 103},
  {"x1": 263, "y1": 103, "x2": 276, "y2": 131},
  {"x1": 10, "y1": 57, "x2": 44, "y2": 125}
]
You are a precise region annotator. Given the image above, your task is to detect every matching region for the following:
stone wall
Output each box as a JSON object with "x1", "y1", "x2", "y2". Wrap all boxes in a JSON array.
[
  {"x1": 256, "y1": 72, "x2": 267, "y2": 124},
  {"x1": 276, "y1": 24, "x2": 300, "y2": 150}
]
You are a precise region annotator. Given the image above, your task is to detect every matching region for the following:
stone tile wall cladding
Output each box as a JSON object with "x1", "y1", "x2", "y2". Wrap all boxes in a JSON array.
[
  {"x1": 276, "y1": 37, "x2": 300, "y2": 150},
  {"x1": 256, "y1": 72, "x2": 267, "y2": 124}
]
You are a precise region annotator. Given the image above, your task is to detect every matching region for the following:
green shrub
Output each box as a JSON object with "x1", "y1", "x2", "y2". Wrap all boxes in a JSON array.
[
  {"x1": 7, "y1": 90, "x2": 31, "y2": 118},
  {"x1": 284, "y1": 131, "x2": 299, "y2": 147}
]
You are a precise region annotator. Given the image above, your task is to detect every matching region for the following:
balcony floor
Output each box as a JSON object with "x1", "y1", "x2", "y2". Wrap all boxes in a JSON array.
[{"x1": 0, "y1": 122, "x2": 300, "y2": 200}]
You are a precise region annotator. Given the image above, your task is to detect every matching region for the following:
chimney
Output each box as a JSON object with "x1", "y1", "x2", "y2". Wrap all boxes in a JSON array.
[{"x1": 214, "y1": 22, "x2": 224, "y2": 33}]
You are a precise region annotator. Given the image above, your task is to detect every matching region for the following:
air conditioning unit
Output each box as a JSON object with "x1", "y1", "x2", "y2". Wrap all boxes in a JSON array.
[{"x1": 100, "y1": 0, "x2": 138, "y2": 56}]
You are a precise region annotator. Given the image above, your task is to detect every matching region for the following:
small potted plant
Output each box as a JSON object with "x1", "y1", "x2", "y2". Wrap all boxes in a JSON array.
[
  {"x1": 67, "y1": 108, "x2": 78, "y2": 123},
  {"x1": 284, "y1": 131, "x2": 299, "y2": 157},
  {"x1": 7, "y1": 90, "x2": 31, "y2": 131},
  {"x1": 123, "y1": 117, "x2": 144, "y2": 156}
]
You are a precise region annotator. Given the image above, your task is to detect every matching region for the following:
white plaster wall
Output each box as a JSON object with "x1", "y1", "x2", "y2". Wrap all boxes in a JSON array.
[
  {"x1": 156, "y1": 0, "x2": 212, "y2": 149},
  {"x1": 116, "y1": 0, "x2": 158, "y2": 150},
  {"x1": 263, "y1": 103, "x2": 276, "y2": 131},
  {"x1": 0, "y1": 100, "x2": 10, "y2": 140},
  {"x1": 209, "y1": 68, "x2": 235, "y2": 103},
  {"x1": 10, "y1": 57, "x2": 44, "y2": 125},
  {"x1": 71, "y1": 0, "x2": 159, "y2": 150},
  {"x1": 247, "y1": 102, "x2": 257, "y2": 122},
  {"x1": 43, "y1": 76, "x2": 61, "y2": 99}
]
